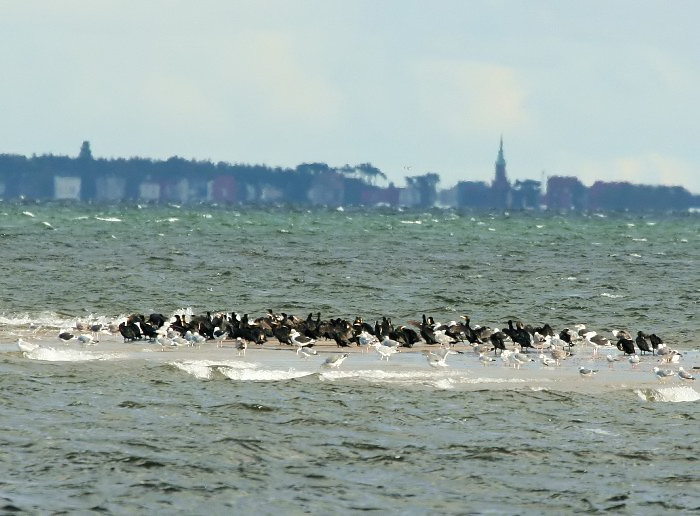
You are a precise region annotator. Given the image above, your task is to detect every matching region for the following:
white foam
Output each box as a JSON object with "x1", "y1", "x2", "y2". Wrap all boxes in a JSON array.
[
  {"x1": 94, "y1": 216, "x2": 122, "y2": 222},
  {"x1": 23, "y1": 346, "x2": 122, "y2": 362},
  {"x1": 584, "y1": 427, "x2": 620, "y2": 437},
  {"x1": 217, "y1": 366, "x2": 311, "y2": 382},
  {"x1": 600, "y1": 292, "x2": 623, "y2": 299},
  {"x1": 171, "y1": 359, "x2": 256, "y2": 380},
  {"x1": 635, "y1": 386, "x2": 700, "y2": 403}
]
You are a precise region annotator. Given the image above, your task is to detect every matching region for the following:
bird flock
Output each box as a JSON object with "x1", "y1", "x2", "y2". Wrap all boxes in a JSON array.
[{"x1": 18, "y1": 309, "x2": 692, "y2": 382}]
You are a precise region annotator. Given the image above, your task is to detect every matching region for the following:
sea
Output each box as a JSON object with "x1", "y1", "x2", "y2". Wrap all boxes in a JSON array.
[{"x1": 1, "y1": 202, "x2": 698, "y2": 514}]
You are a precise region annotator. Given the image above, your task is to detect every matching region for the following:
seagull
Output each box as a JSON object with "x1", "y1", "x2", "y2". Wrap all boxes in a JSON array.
[
  {"x1": 213, "y1": 328, "x2": 227, "y2": 348},
  {"x1": 578, "y1": 366, "x2": 598, "y2": 379},
  {"x1": 605, "y1": 354, "x2": 620, "y2": 368},
  {"x1": 425, "y1": 349, "x2": 455, "y2": 368},
  {"x1": 380, "y1": 336, "x2": 401, "y2": 349},
  {"x1": 16, "y1": 338, "x2": 40, "y2": 353},
  {"x1": 433, "y1": 330, "x2": 456, "y2": 348},
  {"x1": 184, "y1": 330, "x2": 206, "y2": 347},
  {"x1": 77, "y1": 334, "x2": 96, "y2": 346},
  {"x1": 659, "y1": 348, "x2": 682, "y2": 364},
  {"x1": 235, "y1": 338, "x2": 247, "y2": 356},
  {"x1": 373, "y1": 342, "x2": 399, "y2": 361},
  {"x1": 499, "y1": 349, "x2": 514, "y2": 367},
  {"x1": 653, "y1": 366, "x2": 675, "y2": 382},
  {"x1": 155, "y1": 335, "x2": 175, "y2": 350},
  {"x1": 478, "y1": 353, "x2": 496, "y2": 367},
  {"x1": 539, "y1": 353, "x2": 557, "y2": 367},
  {"x1": 628, "y1": 354, "x2": 640, "y2": 369},
  {"x1": 322, "y1": 353, "x2": 349, "y2": 369},
  {"x1": 678, "y1": 367, "x2": 695, "y2": 381},
  {"x1": 357, "y1": 331, "x2": 378, "y2": 352},
  {"x1": 89, "y1": 324, "x2": 103, "y2": 342},
  {"x1": 290, "y1": 329, "x2": 315, "y2": 354},
  {"x1": 512, "y1": 350, "x2": 534, "y2": 369},
  {"x1": 299, "y1": 347, "x2": 318, "y2": 359}
]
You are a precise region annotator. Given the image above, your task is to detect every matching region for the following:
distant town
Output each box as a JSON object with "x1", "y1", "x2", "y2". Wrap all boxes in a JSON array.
[{"x1": 0, "y1": 140, "x2": 698, "y2": 212}]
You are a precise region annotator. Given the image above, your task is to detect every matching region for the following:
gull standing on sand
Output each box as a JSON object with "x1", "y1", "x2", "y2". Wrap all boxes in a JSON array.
[
  {"x1": 653, "y1": 366, "x2": 675, "y2": 382},
  {"x1": 678, "y1": 367, "x2": 695, "y2": 381},
  {"x1": 605, "y1": 354, "x2": 620, "y2": 368},
  {"x1": 290, "y1": 329, "x2": 315, "y2": 354},
  {"x1": 322, "y1": 353, "x2": 349, "y2": 369},
  {"x1": 478, "y1": 353, "x2": 496, "y2": 367},
  {"x1": 235, "y1": 338, "x2": 247, "y2": 356},
  {"x1": 628, "y1": 354, "x2": 640, "y2": 369},
  {"x1": 512, "y1": 350, "x2": 534, "y2": 369},
  {"x1": 578, "y1": 366, "x2": 598, "y2": 379},
  {"x1": 539, "y1": 353, "x2": 557, "y2": 367},
  {"x1": 357, "y1": 331, "x2": 378, "y2": 353},
  {"x1": 299, "y1": 347, "x2": 318, "y2": 359},
  {"x1": 373, "y1": 341, "x2": 399, "y2": 361}
]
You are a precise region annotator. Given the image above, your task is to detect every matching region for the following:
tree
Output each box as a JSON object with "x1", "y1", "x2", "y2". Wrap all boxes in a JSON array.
[{"x1": 79, "y1": 141, "x2": 93, "y2": 160}]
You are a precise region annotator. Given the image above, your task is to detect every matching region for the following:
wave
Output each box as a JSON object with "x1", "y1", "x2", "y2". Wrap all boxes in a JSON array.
[
  {"x1": 169, "y1": 359, "x2": 313, "y2": 382},
  {"x1": 634, "y1": 386, "x2": 700, "y2": 403},
  {"x1": 20, "y1": 345, "x2": 123, "y2": 362}
]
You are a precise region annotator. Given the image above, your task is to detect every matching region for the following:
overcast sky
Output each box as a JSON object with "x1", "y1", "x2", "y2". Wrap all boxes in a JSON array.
[{"x1": 2, "y1": 1, "x2": 699, "y2": 193}]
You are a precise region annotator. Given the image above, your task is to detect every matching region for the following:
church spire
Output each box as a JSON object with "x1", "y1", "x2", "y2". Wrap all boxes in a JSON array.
[
  {"x1": 492, "y1": 135, "x2": 511, "y2": 209},
  {"x1": 494, "y1": 135, "x2": 507, "y2": 182}
]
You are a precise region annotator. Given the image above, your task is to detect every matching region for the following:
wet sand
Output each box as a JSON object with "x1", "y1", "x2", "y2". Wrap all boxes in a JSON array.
[{"x1": 6, "y1": 334, "x2": 699, "y2": 395}]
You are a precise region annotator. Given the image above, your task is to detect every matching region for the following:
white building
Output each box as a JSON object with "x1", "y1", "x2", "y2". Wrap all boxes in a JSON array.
[{"x1": 54, "y1": 176, "x2": 81, "y2": 200}]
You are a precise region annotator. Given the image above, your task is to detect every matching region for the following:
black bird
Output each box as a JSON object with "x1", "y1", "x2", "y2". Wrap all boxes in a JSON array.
[
  {"x1": 559, "y1": 328, "x2": 576, "y2": 350},
  {"x1": 649, "y1": 333, "x2": 663, "y2": 354},
  {"x1": 420, "y1": 314, "x2": 439, "y2": 345},
  {"x1": 635, "y1": 331, "x2": 652, "y2": 355},
  {"x1": 616, "y1": 335, "x2": 636, "y2": 355},
  {"x1": 489, "y1": 330, "x2": 508, "y2": 354},
  {"x1": 118, "y1": 322, "x2": 140, "y2": 342},
  {"x1": 58, "y1": 331, "x2": 74, "y2": 342},
  {"x1": 506, "y1": 320, "x2": 534, "y2": 350}
]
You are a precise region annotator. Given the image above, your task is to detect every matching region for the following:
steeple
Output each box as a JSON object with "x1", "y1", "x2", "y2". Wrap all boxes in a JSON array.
[
  {"x1": 494, "y1": 135, "x2": 507, "y2": 182},
  {"x1": 492, "y1": 136, "x2": 511, "y2": 209}
]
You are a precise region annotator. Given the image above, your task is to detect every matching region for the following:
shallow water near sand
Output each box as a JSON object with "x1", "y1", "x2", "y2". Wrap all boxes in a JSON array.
[{"x1": 1, "y1": 203, "x2": 699, "y2": 514}]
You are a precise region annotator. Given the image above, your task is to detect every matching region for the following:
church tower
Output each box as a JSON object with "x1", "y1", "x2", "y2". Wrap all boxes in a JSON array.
[{"x1": 492, "y1": 136, "x2": 511, "y2": 209}]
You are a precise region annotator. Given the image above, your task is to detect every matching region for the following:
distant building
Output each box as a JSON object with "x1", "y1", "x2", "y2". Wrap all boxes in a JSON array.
[
  {"x1": 54, "y1": 176, "x2": 81, "y2": 200},
  {"x1": 492, "y1": 137, "x2": 511, "y2": 209},
  {"x1": 95, "y1": 176, "x2": 126, "y2": 201}
]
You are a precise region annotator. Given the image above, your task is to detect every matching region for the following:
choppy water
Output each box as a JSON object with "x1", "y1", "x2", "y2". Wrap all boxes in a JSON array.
[{"x1": 1, "y1": 203, "x2": 699, "y2": 514}]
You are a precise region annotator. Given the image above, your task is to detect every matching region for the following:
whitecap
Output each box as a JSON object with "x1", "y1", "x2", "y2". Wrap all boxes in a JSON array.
[
  {"x1": 632, "y1": 238, "x2": 647, "y2": 242},
  {"x1": 600, "y1": 292, "x2": 623, "y2": 299},
  {"x1": 584, "y1": 427, "x2": 620, "y2": 437},
  {"x1": 217, "y1": 366, "x2": 312, "y2": 382},
  {"x1": 94, "y1": 216, "x2": 122, "y2": 222},
  {"x1": 22, "y1": 211, "x2": 35, "y2": 217},
  {"x1": 635, "y1": 386, "x2": 700, "y2": 403},
  {"x1": 400, "y1": 220, "x2": 422, "y2": 224},
  {"x1": 23, "y1": 347, "x2": 121, "y2": 362}
]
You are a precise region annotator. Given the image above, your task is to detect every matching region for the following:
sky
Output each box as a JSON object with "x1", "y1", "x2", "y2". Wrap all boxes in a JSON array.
[{"x1": 1, "y1": 1, "x2": 700, "y2": 193}]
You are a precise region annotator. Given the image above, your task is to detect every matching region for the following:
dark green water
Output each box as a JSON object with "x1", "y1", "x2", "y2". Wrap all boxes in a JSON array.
[{"x1": 0, "y1": 203, "x2": 698, "y2": 514}]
